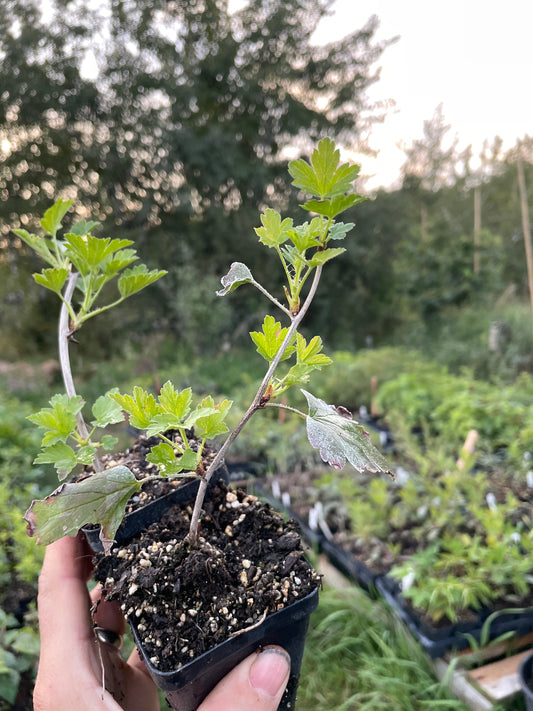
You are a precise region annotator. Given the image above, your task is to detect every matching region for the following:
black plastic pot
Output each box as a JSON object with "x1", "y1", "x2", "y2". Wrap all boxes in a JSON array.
[
  {"x1": 132, "y1": 585, "x2": 319, "y2": 711},
  {"x1": 84, "y1": 465, "x2": 229, "y2": 553},
  {"x1": 520, "y1": 652, "x2": 533, "y2": 711}
]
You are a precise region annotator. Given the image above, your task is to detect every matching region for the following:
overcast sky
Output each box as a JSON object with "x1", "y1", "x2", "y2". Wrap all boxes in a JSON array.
[{"x1": 310, "y1": 0, "x2": 533, "y2": 189}]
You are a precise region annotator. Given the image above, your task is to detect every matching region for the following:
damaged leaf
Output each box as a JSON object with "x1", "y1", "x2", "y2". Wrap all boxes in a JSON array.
[
  {"x1": 24, "y1": 465, "x2": 141, "y2": 553},
  {"x1": 217, "y1": 262, "x2": 253, "y2": 296},
  {"x1": 302, "y1": 389, "x2": 393, "y2": 475}
]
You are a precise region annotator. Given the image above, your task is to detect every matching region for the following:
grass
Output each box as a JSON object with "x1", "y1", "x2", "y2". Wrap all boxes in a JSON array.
[{"x1": 298, "y1": 586, "x2": 527, "y2": 711}]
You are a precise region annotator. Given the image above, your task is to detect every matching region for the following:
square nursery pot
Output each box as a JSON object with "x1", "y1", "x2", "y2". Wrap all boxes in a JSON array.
[
  {"x1": 93, "y1": 479, "x2": 321, "y2": 711},
  {"x1": 133, "y1": 586, "x2": 319, "y2": 711},
  {"x1": 520, "y1": 652, "x2": 533, "y2": 711}
]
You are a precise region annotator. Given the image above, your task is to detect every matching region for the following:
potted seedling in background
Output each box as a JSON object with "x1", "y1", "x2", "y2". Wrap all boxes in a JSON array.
[{"x1": 20, "y1": 138, "x2": 392, "y2": 710}]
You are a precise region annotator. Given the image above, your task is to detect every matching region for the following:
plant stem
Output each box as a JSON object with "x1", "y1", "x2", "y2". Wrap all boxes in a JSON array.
[
  {"x1": 59, "y1": 273, "x2": 103, "y2": 472},
  {"x1": 263, "y1": 402, "x2": 307, "y2": 419},
  {"x1": 187, "y1": 265, "x2": 324, "y2": 540}
]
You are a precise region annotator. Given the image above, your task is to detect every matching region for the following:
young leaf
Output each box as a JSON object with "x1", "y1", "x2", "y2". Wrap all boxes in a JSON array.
[
  {"x1": 307, "y1": 247, "x2": 346, "y2": 267},
  {"x1": 109, "y1": 387, "x2": 160, "y2": 430},
  {"x1": 302, "y1": 194, "x2": 365, "y2": 219},
  {"x1": 288, "y1": 137, "x2": 360, "y2": 199},
  {"x1": 13, "y1": 229, "x2": 56, "y2": 266},
  {"x1": 286, "y1": 218, "x2": 325, "y2": 252},
  {"x1": 277, "y1": 335, "x2": 331, "y2": 391},
  {"x1": 254, "y1": 209, "x2": 293, "y2": 248},
  {"x1": 70, "y1": 219, "x2": 100, "y2": 236},
  {"x1": 328, "y1": 222, "x2": 356, "y2": 240},
  {"x1": 194, "y1": 397, "x2": 233, "y2": 439},
  {"x1": 217, "y1": 262, "x2": 253, "y2": 296},
  {"x1": 250, "y1": 315, "x2": 295, "y2": 362},
  {"x1": 146, "y1": 443, "x2": 199, "y2": 476},
  {"x1": 101, "y1": 435, "x2": 119, "y2": 451},
  {"x1": 100, "y1": 248, "x2": 138, "y2": 277},
  {"x1": 40, "y1": 198, "x2": 74, "y2": 238},
  {"x1": 34, "y1": 444, "x2": 79, "y2": 480},
  {"x1": 64, "y1": 234, "x2": 133, "y2": 276},
  {"x1": 118, "y1": 264, "x2": 167, "y2": 298},
  {"x1": 23, "y1": 465, "x2": 142, "y2": 553},
  {"x1": 158, "y1": 382, "x2": 192, "y2": 421},
  {"x1": 28, "y1": 394, "x2": 84, "y2": 446},
  {"x1": 296, "y1": 334, "x2": 332, "y2": 368},
  {"x1": 91, "y1": 392, "x2": 125, "y2": 429},
  {"x1": 302, "y1": 389, "x2": 393, "y2": 474},
  {"x1": 33, "y1": 267, "x2": 69, "y2": 295}
]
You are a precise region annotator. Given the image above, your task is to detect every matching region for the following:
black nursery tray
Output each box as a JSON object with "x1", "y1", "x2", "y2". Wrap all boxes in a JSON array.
[
  {"x1": 320, "y1": 537, "x2": 380, "y2": 592},
  {"x1": 376, "y1": 576, "x2": 533, "y2": 659}
]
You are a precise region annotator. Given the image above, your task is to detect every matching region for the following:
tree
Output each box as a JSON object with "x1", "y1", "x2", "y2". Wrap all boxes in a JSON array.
[
  {"x1": 1, "y1": 0, "x2": 393, "y2": 356},
  {"x1": 0, "y1": 0, "x2": 391, "y2": 233}
]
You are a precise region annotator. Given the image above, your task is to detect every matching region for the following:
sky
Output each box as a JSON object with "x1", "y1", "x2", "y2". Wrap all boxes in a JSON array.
[{"x1": 309, "y1": 0, "x2": 533, "y2": 189}]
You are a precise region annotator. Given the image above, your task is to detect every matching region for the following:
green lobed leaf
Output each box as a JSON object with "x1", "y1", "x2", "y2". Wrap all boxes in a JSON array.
[
  {"x1": 100, "y1": 248, "x2": 138, "y2": 277},
  {"x1": 308, "y1": 247, "x2": 346, "y2": 267},
  {"x1": 64, "y1": 234, "x2": 134, "y2": 276},
  {"x1": 182, "y1": 405, "x2": 219, "y2": 431},
  {"x1": 296, "y1": 333, "x2": 332, "y2": 368},
  {"x1": 302, "y1": 194, "x2": 365, "y2": 219},
  {"x1": 101, "y1": 434, "x2": 118, "y2": 451},
  {"x1": 302, "y1": 389, "x2": 393, "y2": 474},
  {"x1": 328, "y1": 222, "x2": 356, "y2": 240},
  {"x1": 286, "y1": 218, "x2": 325, "y2": 252},
  {"x1": 28, "y1": 394, "x2": 84, "y2": 446},
  {"x1": 70, "y1": 219, "x2": 100, "y2": 236},
  {"x1": 250, "y1": 314, "x2": 295, "y2": 362},
  {"x1": 33, "y1": 267, "x2": 69, "y2": 295},
  {"x1": 193, "y1": 396, "x2": 233, "y2": 439},
  {"x1": 24, "y1": 466, "x2": 142, "y2": 553},
  {"x1": 34, "y1": 443, "x2": 79, "y2": 480},
  {"x1": 109, "y1": 387, "x2": 160, "y2": 430},
  {"x1": 288, "y1": 138, "x2": 360, "y2": 199},
  {"x1": 146, "y1": 442, "x2": 199, "y2": 476},
  {"x1": 118, "y1": 264, "x2": 167, "y2": 298},
  {"x1": 91, "y1": 391, "x2": 125, "y2": 429},
  {"x1": 13, "y1": 229, "x2": 56, "y2": 266},
  {"x1": 158, "y1": 382, "x2": 192, "y2": 420},
  {"x1": 254, "y1": 209, "x2": 293, "y2": 248},
  {"x1": 217, "y1": 262, "x2": 253, "y2": 296},
  {"x1": 40, "y1": 198, "x2": 74, "y2": 238},
  {"x1": 145, "y1": 413, "x2": 185, "y2": 438}
]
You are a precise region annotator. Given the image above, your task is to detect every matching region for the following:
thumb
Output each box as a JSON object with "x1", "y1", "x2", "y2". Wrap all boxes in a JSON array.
[{"x1": 199, "y1": 646, "x2": 290, "y2": 711}]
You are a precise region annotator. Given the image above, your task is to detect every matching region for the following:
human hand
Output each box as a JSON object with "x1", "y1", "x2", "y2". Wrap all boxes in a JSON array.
[{"x1": 33, "y1": 534, "x2": 290, "y2": 711}]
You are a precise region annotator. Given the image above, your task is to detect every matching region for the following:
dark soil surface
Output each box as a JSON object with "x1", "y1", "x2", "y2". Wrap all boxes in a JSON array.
[{"x1": 94, "y1": 480, "x2": 321, "y2": 672}]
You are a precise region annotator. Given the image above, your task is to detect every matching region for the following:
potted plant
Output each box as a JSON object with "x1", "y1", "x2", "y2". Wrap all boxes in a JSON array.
[{"x1": 17, "y1": 138, "x2": 392, "y2": 710}]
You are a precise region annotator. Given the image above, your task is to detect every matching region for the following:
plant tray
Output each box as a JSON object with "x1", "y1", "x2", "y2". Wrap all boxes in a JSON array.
[
  {"x1": 320, "y1": 537, "x2": 380, "y2": 592},
  {"x1": 377, "y1": 576, "x2": 533, "y2": 659}
]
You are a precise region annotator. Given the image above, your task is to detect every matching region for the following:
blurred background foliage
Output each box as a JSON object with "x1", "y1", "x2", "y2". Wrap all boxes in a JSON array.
[
  {"x1": 1, "y1": 2, "x2": 533, "y2": 707},
  {"x1": 1, "y1": 0, "x2": 532, "y2": 370}
]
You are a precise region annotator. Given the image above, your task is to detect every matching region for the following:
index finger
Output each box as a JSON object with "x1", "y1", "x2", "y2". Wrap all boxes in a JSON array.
[{"x1": 38, "y1": 534, "x2": 95, "y2": 655}]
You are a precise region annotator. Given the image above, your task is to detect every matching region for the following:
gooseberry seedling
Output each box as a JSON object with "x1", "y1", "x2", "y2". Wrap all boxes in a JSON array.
[{"x1": 21, "y1": 138, "x2": 392, "y2": 553}]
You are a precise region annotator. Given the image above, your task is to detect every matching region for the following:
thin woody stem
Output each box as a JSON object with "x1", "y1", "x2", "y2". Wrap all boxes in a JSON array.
[
  {"x1": 187, "y1": 265, "x2": 324, "y2": 540},
  {"x1": 59, "y1": 273, "x2": 103, "y2": 472}
]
